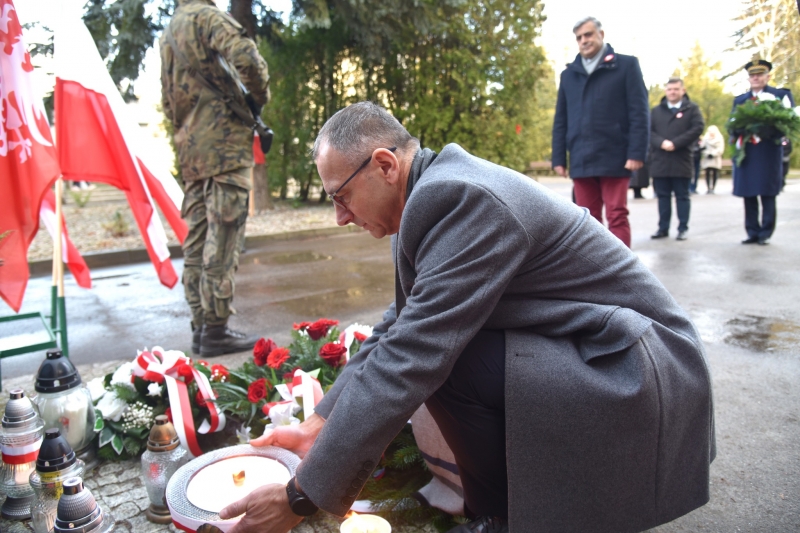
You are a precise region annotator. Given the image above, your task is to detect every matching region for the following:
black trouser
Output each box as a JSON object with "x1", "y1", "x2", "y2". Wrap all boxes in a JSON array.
[
  {"x1": 705, "y1": 168, "x2": 718, "y2": 192},
  {"x1": 653, "y1": 177, "x2": 691, "y2": 233},
  {"x1": 744, "y1": 195, "x2": 776, "y2": 240},
  {"x1": 425, "y1": 329, "x2": 507, "y2": 519}
]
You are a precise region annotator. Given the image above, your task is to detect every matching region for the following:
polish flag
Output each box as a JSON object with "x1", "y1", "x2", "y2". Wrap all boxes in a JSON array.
[
  {"x1": 0, "y1": 0, "x2": 89, "y2": 311},
  {"x1": 40, "y1": 190, "x2": 91, "y2": 289},
  {"x1": 54, "y1": 5, "x2": 187, "y2": 289}
]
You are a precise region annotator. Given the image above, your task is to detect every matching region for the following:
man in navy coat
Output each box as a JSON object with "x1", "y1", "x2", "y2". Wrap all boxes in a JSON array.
[
  {"x1": 731, "y1": 59, "x2": 795, "y2": 245},
  {"x1": 552, "y1": 16, "x2": 650, "y2": 248}
]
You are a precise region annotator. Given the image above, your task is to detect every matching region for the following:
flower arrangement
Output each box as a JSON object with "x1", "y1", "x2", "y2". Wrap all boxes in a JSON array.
[
  {"x1": 89, "y1": 349, "x2": 225, "y2": 460},
  {"x1": 727, "y1": 93, "x2": 800, "y2": 165},
  {"x1": 211, "y1": 318, "x2": 372, "y2": 439}
]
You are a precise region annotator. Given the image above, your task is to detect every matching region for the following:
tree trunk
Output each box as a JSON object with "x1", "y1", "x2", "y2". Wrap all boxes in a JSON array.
[
  {"x1": 229, "y1": 0, "x2": 257, "y2": 40},
  {"x1": 252, "y1": 163, "x2": 273, "y2": 211}
]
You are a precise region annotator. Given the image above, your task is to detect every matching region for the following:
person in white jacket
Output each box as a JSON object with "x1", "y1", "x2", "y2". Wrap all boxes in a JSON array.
[{"x1": 700, "y1": 125, "x2": 724, "y2": 193}]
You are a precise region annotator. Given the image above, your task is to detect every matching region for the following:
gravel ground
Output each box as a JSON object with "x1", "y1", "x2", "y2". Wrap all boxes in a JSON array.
[{"x1": 27, "y1": 200, "x2": 338, "y2": 262}]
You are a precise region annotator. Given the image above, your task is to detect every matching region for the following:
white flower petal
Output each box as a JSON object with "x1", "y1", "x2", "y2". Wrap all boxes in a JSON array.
[{"x1": 87, "y1": 377, "x2": 107, "y2": 402}]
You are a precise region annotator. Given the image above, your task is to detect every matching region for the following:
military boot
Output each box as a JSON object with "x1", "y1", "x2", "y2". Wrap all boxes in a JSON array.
[
  {"x1": 191, "y1": 323, "x2": 202, "y2": 355},
  {"x1": 200, "y1": 324, "x2": 259, "y2": 357}
]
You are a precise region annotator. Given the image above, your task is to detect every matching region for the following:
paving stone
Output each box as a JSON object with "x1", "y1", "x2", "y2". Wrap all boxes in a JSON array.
[{"x1": 112, "y1": 501, "x2": 142, "y2": 521}]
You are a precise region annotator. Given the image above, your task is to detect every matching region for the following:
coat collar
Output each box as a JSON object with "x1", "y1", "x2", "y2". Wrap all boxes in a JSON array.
[
  {"x1": 659, "y1": 94, "x2": 692, "y2": 111},
  {"x1": 567, "y1": 44, "x2": 617, "y2": 76}
]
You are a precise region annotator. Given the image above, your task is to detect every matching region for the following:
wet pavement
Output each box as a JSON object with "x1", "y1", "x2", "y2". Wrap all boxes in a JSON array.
[{"x1": 2, "y1": 176, "x2": 800, "y2": 531}]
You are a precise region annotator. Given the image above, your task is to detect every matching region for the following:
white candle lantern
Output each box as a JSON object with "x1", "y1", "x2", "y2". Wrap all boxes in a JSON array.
[
  {"x1": 141, "y1": 415, "x2": 188, "y2": 524},
  {"x1": 340, "y1": 513, "x2": 392, "y2": 533},
  {"x1": 32, "y1": 349, "x2": 97, "y2": 469},
  {"x1": 0, "y1": 389, "x2": 45, "y2": 520}
]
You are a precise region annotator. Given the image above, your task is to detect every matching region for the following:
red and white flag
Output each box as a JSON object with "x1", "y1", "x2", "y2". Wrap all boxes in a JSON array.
[
  {"x1": 0, "y1": 0, "x2": 89, "y2": 311},
  {"x1": 40, "y1": 190, "x2": 91, "y2": 289},
  {"x1": 54, "y1": 5, "x2": 187, "y2": 289}
]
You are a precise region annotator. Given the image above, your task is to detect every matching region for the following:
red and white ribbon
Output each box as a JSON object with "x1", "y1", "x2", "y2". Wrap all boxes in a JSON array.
[
  {"x1": 274, "y1": 369, "x2": 324, "y2": 421},
  {"x1": 132, "y1": 347, "x2": 225, "y2": 457},
  {"x1": 1, "y1": 436, "x2": 43, "y2": 465}
]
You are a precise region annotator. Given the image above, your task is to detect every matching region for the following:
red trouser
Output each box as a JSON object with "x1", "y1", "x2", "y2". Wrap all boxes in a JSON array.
[{"x1": 572, "y1": 177, "x2": 631, "y2": 248}]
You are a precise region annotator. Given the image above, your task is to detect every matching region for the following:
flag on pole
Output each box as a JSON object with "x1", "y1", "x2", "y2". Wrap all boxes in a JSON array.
[
  {"x1": 54, "y1": 5, "x2": 187, "y2": 289},
  {"x1": 40, "y1": 190, "x2": 91, "y2": 289},
  {"x1": 0, "y1": 0, "x2": 68, "y2": 311}
]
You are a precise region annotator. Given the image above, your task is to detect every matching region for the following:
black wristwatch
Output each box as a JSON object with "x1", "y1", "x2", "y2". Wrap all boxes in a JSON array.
[{"x1": 286, "y1": 477, "x2": 318, "y2": 516}]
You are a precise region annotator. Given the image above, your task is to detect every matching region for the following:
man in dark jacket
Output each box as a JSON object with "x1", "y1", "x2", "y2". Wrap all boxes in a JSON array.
[
  {"x1": 552, "y1": 16, "x2": 650, "y2": 248},
  {"x1": 649, "y1": 78, "x2": 705, "y2": 240},
  {"x1": 731, "y1": 59, "x2": 795, "y2": 245}
]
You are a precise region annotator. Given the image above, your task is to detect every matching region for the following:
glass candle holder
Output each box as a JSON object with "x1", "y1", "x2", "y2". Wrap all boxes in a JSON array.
[
  {"x1": 53, "y1": 476, "x2": 115, "y2": 533},
  {"x1": 29, "y1": 427, "x2": 86, "y2": 533},
  {"x1": 33, "y1": 349, "x2": 97, "y2": 465},
  {"x1": 1, "y1": 389, "x2": 45, "y2": 520},
  {"x1": 141, "y1": 415, "x2": 188, "y2": 523}
]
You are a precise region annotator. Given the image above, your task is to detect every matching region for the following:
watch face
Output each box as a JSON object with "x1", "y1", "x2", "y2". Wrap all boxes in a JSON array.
[{"x1": 292, "y1": 497, "x2": 318, "y2": 516}]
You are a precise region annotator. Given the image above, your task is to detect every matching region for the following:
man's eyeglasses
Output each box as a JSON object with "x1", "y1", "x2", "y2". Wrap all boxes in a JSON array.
[{"x1": 328, "y1": 146, "x2": 397, "y2": 209}]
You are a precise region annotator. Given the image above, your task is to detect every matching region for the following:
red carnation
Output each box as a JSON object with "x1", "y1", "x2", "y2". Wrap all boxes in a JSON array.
[
  {"x1": 354, "y1": 331, "x2": 368, "y2": 342},
  {"x1": 253, "y1": 338, "x2": 277, "y2": 366},
  {"x1": 177, "y1": 364, "x2": 194, "y2": 384},
  {"x1": 319, "y1": 342, "x2": 347, "y2": 368},
  {"x1": 293, "y1": 321, "x2": 312, "y2": 331},
  {"x1": 210, "y1": 364, "x2": 229, "y2": 382},
  {"x1": 266, "y1": 347, "x2": 290, "y2": 369},
  {"x1": 283, "y1": 366, "x2": 302, "y2": 382},
  {"x1": 247, "y1": 378, "x2": 271, "y2": 403},
  {"x1": 307, "y1": 318, "x2": 339, "y2": 340}
]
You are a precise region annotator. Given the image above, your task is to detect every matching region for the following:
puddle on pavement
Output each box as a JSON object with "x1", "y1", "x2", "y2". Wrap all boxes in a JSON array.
[
  {"x1": 245, "y1": 251, "x2": 332, "y2": 265},
  {"x1": 278, "y1": 287, "x2": 387, "y2": 316},
  {"x1": 692, "y1": 309, "x2": 800, "y2": 353}
]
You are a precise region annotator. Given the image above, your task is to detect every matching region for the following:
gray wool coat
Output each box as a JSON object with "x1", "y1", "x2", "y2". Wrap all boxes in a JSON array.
[{"x1": 299, "y1": 144, "x2": 715, "y2": 533}]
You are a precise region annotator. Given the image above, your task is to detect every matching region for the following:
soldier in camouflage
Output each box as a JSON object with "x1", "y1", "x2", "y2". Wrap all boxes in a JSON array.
[{"x1": 160, "y1": 0, "x2": 269, "y2": 357}]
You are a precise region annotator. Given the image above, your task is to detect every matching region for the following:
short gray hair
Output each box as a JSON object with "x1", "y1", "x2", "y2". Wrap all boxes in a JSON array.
[
  {"x1": 573, "y1": 16, "x2": 602, "y2": 33},
  {"x1": 312, "y1": 102, "x2": 419, "y2": 166}
]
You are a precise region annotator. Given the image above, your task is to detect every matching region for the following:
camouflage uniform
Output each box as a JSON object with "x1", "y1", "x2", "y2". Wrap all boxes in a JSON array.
[{"x1": 160, "y1": 0, "x2": 269, "y2": 328}]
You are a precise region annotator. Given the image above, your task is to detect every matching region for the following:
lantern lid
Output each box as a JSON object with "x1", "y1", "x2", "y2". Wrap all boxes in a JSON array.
[
  {"x1": 35, "y1": 349, "x2": 82, "y2": 393},
  {"x1": 2, "y1": 389, "x2": 39, "y2": 429},
  {"x1": 37, "y1": 428, "x2": 77, "y2": 472},
  {"x1": 54, "y1": 477, "x2": 104, "y2": 533},
  {"x1": 147, "y1": 414, "x2": 181, "y2": 452}
]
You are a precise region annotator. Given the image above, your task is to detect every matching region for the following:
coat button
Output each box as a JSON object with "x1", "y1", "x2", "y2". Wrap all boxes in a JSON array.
[
  {"x1": 351, "y1": 479, "x2": 361, "y2": 489},
  {"x1": 341, "y1": 497, "x2": 355, "y2": 506},
  {"x1": 357, "y1": 469, "x2": 369, "y2": 480},
  {"x1": 362, "y1": 461, "x2": 373, "y2": 469},
  {"x1": 346, "y1": 487, "x2": 358, "y2": 497}
]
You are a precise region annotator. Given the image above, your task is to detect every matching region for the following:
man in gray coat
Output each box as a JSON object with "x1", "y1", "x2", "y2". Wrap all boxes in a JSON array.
[{"x1": 220, "y1": 102, "x2": 715, "y2": 533}]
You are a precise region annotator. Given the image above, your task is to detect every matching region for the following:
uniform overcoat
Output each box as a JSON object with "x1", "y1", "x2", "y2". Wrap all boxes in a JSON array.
[
  {"x1": 731, "y1": 86, "x2": 795, "y2": 197},
  {"x1": 302, "y1": 144, "x2": 715, "y2": 533}
]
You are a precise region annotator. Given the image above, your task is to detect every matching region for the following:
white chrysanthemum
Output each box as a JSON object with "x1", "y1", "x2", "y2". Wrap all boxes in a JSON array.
[
  {"x1": 87, "y1": 377, "x2": 107, "y2": 402},
  {"x1": 95, "y1": 390, "x2": 129, "y2": 422},
  {"x1": 147, "y1": 382, "x2": 163, "y2": 397},
  {"x1": 757, "y1": 92, "x2": 776, "y2": 102},
  {"x1": 110, "y1": 362, "x2": 135, "y2": 390},
  {"x1": 794, "y1": 106, "x2": 800, "y2": 117},
  {"x1": 782, "y1": 95, "x2": 792, "y2": 109}
]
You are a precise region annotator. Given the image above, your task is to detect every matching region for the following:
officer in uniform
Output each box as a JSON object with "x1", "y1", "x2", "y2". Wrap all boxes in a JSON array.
[
  {"x1": 731, "y1": 59, "x2": 794, "y2": 245},
  {"x1": 160, "y1": 0, "x2": 270, "y2": 356}
]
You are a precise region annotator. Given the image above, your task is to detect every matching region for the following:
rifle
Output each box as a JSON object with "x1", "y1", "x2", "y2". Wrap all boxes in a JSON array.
[{"x1": 163, "y1": 25, "x2": 273, "y2": 155}]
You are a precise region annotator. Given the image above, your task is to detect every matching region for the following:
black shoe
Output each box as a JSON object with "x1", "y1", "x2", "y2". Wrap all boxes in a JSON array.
[
  {"x1": 446, "y1": 516, "x2": 509, "y2": 533},
  {"x1": 192, "y1": 324, "x2": 202, "y2": 355},
  {"x1": 200, "y1": 324, "x2": 259, "y2": 357},
  {"x1": 758, "y1": 238, "x2": 770, "y2": 245},
  {"x1": 676, "y1": 230, "x2": 688, "y2": 241},
  {"x1": 651, "y1": 230, "x2": 669, "y2": 239},
  {"x1": 741, "y1": 237, "x2": 759, "y2": 244}
]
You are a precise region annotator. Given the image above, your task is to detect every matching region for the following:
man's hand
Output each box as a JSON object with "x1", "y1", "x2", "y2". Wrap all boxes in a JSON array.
[
  {"x1": 625, "y1": 159, "x2": 644, "y2": 171},
  {"x1": 660, "y1": 140, "x2": 675, "y2": 152},
  {"x1": 553, "y1": 165, "x2": 569, "y2": 178},
  {"x1": 219, "y1": 483, "x2": 302, "y2": 533},
  {"x1": 250, "y1": 413, "x2": 325, "y2": 459}
]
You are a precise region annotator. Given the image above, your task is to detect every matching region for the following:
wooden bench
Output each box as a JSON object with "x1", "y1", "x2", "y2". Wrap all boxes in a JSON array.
[{"x1": 525, "y1": 161, "x2": 553, "y2": 177}]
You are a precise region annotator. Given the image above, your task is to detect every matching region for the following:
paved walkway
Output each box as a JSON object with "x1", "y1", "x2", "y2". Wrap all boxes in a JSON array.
[{"x1": 3, "y1": 176, "x2": 800, "y2": 532}]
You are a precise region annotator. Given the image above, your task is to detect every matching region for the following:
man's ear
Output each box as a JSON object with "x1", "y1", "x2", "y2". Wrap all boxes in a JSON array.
[{"x1": 373, "y1": 148, "x2": 400, "y2": 184}]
